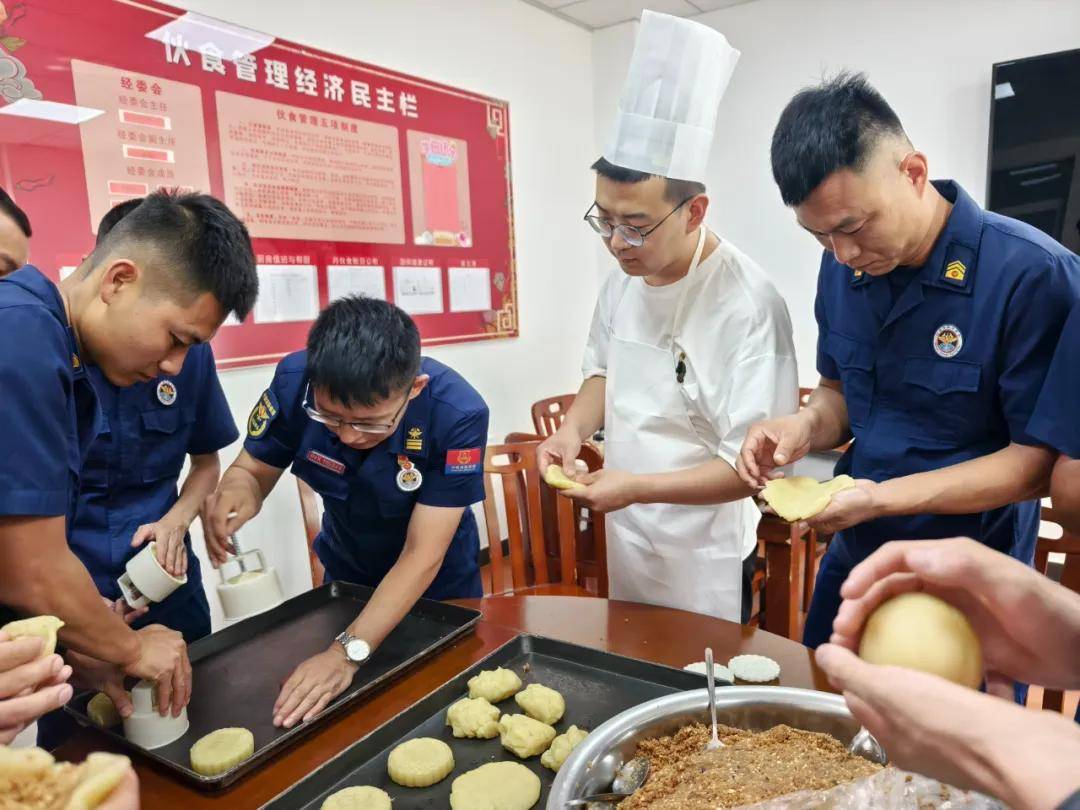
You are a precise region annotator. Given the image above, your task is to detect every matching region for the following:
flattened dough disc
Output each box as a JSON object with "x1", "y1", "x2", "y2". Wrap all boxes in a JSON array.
[{"x1": 760, "y1": 475, "x2": 856, "y2": 522}]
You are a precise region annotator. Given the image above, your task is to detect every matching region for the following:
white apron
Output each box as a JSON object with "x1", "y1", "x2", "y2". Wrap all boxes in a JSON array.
[{"x1": 604, "y1": 227, "x2": 743, "y2": 621}]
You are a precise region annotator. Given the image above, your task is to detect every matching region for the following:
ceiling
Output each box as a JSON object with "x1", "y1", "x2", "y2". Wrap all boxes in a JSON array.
[{"x1": 520, "y1": 0, "x2": 757, "y2": 30}]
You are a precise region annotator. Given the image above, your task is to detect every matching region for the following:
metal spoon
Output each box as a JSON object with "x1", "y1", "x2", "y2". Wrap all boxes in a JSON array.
[
  {"x1": 704, "y1": 647, "x2": 723, "y2": 750},
  {"x1": 565, "y1": 757, "x2": 650, "y2": 806},
  {"x1": 849, "y1": 725, "x2": 887, "y2": 763}
]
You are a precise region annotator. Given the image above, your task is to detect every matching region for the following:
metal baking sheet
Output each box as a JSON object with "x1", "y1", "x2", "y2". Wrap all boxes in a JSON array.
[
  {"x1": 263, "y1": 634, "x2": 709, "y2": 809},
  {"x1": 64, "y1": 581, "x2": 481, "y2": 790}
]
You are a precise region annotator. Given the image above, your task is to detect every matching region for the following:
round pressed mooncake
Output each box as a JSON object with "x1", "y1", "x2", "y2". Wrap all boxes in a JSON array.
[
  {"x1": 387, "y1": 737, "x2": 454, "y2": 787},
  {"x1": 449, "y1": 761, "x2": 541, "y2": 810},
  {"x1": 321, "y1": 785, "x2": 392, "y2": 810}
]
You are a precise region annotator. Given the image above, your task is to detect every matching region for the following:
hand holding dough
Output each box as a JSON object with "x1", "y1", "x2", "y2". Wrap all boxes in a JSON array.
[
  {"x1": 760, "y1": 475, "x2": 856, "y2": 522},
  {"x1": 189, "y1": 727, "x2": 255, "y2": 776},
  {"x1": 446, "y1": 696, "x2": 500, "y2": 739},
  {"x1": 387, "y1": 737, "x2": 454, "y2": 787},
  {"x1": 544, "y1": 465, "x2": 584, "y2": 491},
  {"x1": 1, "y1": 615, "x2": 65, "y2": 658},
  {"x1": 498, "y1": 713, "x2": 557, "y2": 759},
  {"x1": 514, "y1": 683, "x2": 565, "y2": 725},
  {"x1": 541, "y1": 724, "x2": 589, "y2": 771},
  {"x1": 449, "y1": 761, "x2": 541, "y2": 810},
  {"x1": 467, "y1": 667, "x2": 522, "y2": 702}
]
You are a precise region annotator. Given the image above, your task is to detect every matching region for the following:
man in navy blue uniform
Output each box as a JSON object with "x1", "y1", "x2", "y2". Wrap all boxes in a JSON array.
[
  {"x1": 204, "y1": 296, "x2": 489, "y2": 730},
  {"x1": 0, "y1": 189, "x2": 258, "y2": 728},
  {"x1": 737, "y1": 73, "x2": 1080, "y2": 648},
  {"x1": 1030, "y1": 303, "x2": 1080, "y2": 531},
  {"x1": 71, "y1": 198, "x2": 238, "y2": 645}
]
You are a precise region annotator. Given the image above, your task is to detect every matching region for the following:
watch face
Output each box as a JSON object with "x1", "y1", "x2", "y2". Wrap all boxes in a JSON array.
[{"x1": 345, "y1": 638, "x2": 370, "y2": 663}]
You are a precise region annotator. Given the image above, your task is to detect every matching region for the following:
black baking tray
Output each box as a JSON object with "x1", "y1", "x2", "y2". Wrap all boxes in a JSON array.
[
  {"x1": 263, "y1": 633, "x2": 708, "y2": 809},
  {"x1": 63, "y1": 581, "x2": 481, "y2": 790}
]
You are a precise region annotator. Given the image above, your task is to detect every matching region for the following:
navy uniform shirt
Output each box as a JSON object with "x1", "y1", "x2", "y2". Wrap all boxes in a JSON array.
[
  {"x1": 0, "y1": 266, "x2": 101, "y2": 625},
  {"x1": 1028, "y1": 303, "x2": 1080, "y2": 459},
  {"x1": 244, "y1": 352, "x2": 489, "y2": 599},
  {"x1": 71, "y1": 343, "x2": 237, "y2": 639},
  {"x1": 816, "y1": 180, "x2": 1080, "y2": 563}
]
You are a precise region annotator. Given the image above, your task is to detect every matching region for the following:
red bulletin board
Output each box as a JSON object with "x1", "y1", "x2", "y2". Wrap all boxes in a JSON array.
[{"x1": 0, "y1": 0, "x2": 518, "y2": 369}]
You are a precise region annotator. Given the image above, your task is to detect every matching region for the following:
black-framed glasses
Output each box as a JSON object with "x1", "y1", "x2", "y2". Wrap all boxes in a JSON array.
[
  {"x1": 302, "y1": 383, "x2": 411, "y2": 434},
  {"x1": 583, "y1": 196, "x2": 694, "y2": 247}
]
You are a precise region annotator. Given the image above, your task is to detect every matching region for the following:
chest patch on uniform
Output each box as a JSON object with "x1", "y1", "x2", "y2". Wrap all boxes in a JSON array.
[
  {"x1": 306, "y1": 450, "x2": 345, "y2": 475},
  {"x1": 156, "y1": 379, "x2": 177, "y2": 405},
  {"x1": 247, "y1": 389, "x2": 279, "y2": 438},
  {"x1": 405, "y1": 426, "x2": 423, "y2": 452},
  {"x1": 445, "y1": 448, "x2": 482, "y2": 475},
  {"x1": 933, "y1": 324, "x2": 963, "y2": 358}
]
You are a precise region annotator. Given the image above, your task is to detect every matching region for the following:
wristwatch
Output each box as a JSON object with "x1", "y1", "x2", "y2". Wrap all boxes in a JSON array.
[{"x1": 334, "y1": 631, "x2": 371, "y2": 665}]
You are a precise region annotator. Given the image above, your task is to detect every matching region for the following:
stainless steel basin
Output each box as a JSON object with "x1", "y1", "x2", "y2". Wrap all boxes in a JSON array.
[{"x1": 548, "y1": 686, "x2": 886, "y2": 808}]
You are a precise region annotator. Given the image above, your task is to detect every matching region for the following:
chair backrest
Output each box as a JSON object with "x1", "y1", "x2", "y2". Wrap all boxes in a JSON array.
[
  {"x1": 482, "y1": 442, "x2": 550, "y2": 594},
  {"x1": 1033, "y1": 503, "x2": 1080, "y2": 713},
  {"x1": 531, "y1": 394, "x2": 576, "y2": 438},
  {"x1": 296, "y1": 477, "x2": 325, "y2": 588}
]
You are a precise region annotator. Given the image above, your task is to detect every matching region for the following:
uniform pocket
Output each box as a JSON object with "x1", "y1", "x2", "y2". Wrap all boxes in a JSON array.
[
  {"x1": 899, "y1": 358, "x2": 985, "y2": 444},
  {"x1": 292, "y1": 457, "x2": 349, "y2": 502},
  {"x1": 139, "y1": 407, "x2": 195, "y2": 482},
  {"x1": 902, "y1": 358, "x2": 981, "y2": 395},
  {"x1": 825, "y1": 332, "x2": 876, "y2": 428}
]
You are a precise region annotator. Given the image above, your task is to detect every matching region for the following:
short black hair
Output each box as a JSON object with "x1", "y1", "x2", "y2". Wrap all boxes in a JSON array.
[
  {"x1": 92, "y1": 189, "x2": 258, "y2": 319},
  {"x1": 0, "y1": 187, "x2": 31, "y2": 238},
  {"x1": 307, "y1": 296, "x2": 421, "y2": 407},
  {"x1": 591, "y1": 157, "x2": 705, "y2": 204},
  {"x1": 770, "y1": 72, "x2": 907, "y2": 207},
  {"x1": 96, "y1": 197, "x2": 143, "y2": 245}
]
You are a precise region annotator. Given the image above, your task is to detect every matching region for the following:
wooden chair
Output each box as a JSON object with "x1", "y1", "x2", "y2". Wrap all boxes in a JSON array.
[
  {"x1": 531, "y1": 394, "x2": 576, "y2": 438},
  {"x1": 1032, "y1": 504, "x2": 1080, "y2": 714},
  {"x1": 297, "y1": 477, "x2": 325, "y2": 588},
  {"x1": 482, "y1": 441, "x2": 597, "y2": 596}
]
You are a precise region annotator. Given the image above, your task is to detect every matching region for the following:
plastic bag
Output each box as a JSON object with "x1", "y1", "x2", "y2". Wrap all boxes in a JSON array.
[{"x1": 735, "y1": 768, "x2": 1006, "y2": 810}]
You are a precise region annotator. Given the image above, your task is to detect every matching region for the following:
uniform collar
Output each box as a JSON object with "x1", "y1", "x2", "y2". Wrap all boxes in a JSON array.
[
  {"x1": 919, "y1": 180, "x2": 983, "y2": 296},
  {"x1": 847, "y1": 180, "x2": 983, "y2": 297},
  {"x1": 3, "y1": 265, "x2": 87, "y2": 378}
]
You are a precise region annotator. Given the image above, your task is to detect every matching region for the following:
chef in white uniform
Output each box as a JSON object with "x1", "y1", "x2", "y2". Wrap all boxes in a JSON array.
[{"x1": 537, "y1": 11, "x2": 798, "y2": 622}]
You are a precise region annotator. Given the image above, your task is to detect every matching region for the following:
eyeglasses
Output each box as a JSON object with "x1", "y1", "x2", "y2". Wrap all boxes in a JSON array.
[
  {"x1": 583, "y1": 196, "x2": 694, "y2": 247},
  {"x1": 302, "y1": 383, "x2": 411, "y2": 434}
]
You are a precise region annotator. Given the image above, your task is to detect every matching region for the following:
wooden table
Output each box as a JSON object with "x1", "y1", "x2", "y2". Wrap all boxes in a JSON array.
[{"x1": 57, "y1": 588, "x2": 829, "y2": 807}]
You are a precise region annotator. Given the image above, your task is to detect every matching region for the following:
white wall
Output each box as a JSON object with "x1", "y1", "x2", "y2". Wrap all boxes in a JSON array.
[
  {"x1": 166, "y1": 0, "x2": 598, "y2": 626},
  {"x1": 591, "y1": 0, "x2": 1080, "y2": 384}
]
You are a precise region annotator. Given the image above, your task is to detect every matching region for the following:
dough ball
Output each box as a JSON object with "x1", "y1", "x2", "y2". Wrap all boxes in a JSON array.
[
  {"x1": 859, "y1": 591, "x2": 983, "y2": 689},
  {"x1": 387, "y1": 737, "x2": 454, "y2": 787},
  {"x1": 446, "y1": 696, "x2": 500, "y2": 739},
  {"x1": 541, "y1": 725, "x2": 589, "y2": 772},
  {"x1": 467, "y1": 667, "x2": 522, "y2": 702},
  {"x1": 514, "y1": 683, "x2": 565, "y2": 725},
  {"x1": 67, "y1": 752, "x2": 131, "y2": 809},
  {"x1": 1, "y1": 615, "x2": 65, "y2": 658},
  {"x1": 189, "y1": 727, "x2": 256, "y2": 777},
  {"x1": 498, "y1": 713, "x2": 556, "y2": 759},
  {"x1": 760, "y1": 475, "x2": 855, "y2": 522},
  {"x1": 449, "y1": 761, "x2": 541, "y2": 810},
  {"x1": 321, "y1": 785, "x2": 393, "y2": 810},
  {"x1": 87, "y1": 692, "x2": 123, "y2": 728}
]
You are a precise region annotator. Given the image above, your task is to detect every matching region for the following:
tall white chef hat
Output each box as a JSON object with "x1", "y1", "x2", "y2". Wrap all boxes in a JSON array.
[{"x1": 604, "y1": 10, "x2": 740, "y2": 183}]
